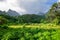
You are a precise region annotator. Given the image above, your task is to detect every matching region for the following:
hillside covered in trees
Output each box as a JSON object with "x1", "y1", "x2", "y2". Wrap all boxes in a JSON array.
[
  {"x1": 0, "y1": 10, "x2": 46, "y2": 25},
  {"x1": 0, "y1": 2, "x2": 60, "y2": 25},
  {"x1": 46, "y1": 2, "x2": 60, "y2": 24}
]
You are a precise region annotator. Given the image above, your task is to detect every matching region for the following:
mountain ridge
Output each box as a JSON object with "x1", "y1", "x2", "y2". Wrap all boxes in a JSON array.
[{"x1": 7, "y1": 9, "x2": 20, "y2": 16}]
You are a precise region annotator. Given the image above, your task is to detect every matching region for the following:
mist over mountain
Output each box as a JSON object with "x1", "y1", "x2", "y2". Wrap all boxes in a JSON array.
[
  {"x1": 0, "y1": 9, "x2": 20, "y2": 16},
  {"x1": 7, "y1": 9, "x2": 20, "y2": 16},
  {"x1": 0, "y1": 9, "x2": 45, "y2": 17},
  {"x1": 0, "y1": 0, "x2": 57, "y2": 15}
]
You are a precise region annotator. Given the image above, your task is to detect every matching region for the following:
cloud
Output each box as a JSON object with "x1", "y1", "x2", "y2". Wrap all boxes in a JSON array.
[
  {"x1": 58, "y1": 0, "x2": 60, "y2": 2},
  {"x1": 0, "y1": 0, "x2": 5, "y2": 2},
  {"x1": 21, "y1": 0, "x2": 37, "y2": 2},
  {"x1": 0, "y1": 0, "x2": 27, "y2": 14},
  {"x1": 19, "y1": 0, "x2": 57, "y2": 14},
  {"x1": 0, "y1": 0, "x2": 57, "y2": 14}
]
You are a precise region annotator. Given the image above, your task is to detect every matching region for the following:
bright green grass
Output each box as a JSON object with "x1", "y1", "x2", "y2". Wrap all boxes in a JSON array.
[
  {"x1": 9, "y1": 23, "x2": 60, "y2": 29},
  {"x1": 0, "y1": 23, "x2": 60, "y2": 40},
  {"x1": 0, "y1": 27, "x2": 60, "y2": 40}
]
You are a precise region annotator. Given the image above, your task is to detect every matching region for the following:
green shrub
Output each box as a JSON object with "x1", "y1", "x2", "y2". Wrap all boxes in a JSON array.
[{"x1": 0, "y1": 27, "x2": 60, "y2": 40}]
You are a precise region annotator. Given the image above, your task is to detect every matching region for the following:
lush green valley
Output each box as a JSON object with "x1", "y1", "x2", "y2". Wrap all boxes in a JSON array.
[{"x1": 0, "y1": 2, "x2": 60, "y2": 40}]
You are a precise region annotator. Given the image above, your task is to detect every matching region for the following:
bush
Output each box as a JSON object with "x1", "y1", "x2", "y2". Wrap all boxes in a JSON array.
[
  {"x1": 1, "y1": 25, "x2": 9, "y2": 29},
  {"x1": 0, "y1": 27, "x2": 59, "y2": 40}
]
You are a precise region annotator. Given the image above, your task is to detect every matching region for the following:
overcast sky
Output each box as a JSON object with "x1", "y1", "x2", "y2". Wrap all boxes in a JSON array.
[{"x1": 0, "y1": 0, "x2": 58, "y2": 14}]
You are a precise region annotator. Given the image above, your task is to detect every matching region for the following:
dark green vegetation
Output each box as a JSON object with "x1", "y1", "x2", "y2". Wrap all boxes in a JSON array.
[
  {"x1": 0, "y1": 2, "x2": 60, "y2": 40},
  {"x1": 0, "y1": 26, "x2": 60, "y2": 40},
  {"x1": 0, "y1": 12, "x2": 45, "y2": 25}
]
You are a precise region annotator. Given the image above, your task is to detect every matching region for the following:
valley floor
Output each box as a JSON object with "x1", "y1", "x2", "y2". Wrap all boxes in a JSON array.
[
  {"x1": 9, "y1": 23, "x2": 60, "y2": 29},
  {"x1": 0, "y1": 23, "x2": 60, "y2": 40}
]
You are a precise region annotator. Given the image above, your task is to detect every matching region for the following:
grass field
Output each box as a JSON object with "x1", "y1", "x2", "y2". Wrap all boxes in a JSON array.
[
  {"x1": 9, "y1": 23, "x2": 60, "y2": 29},
  {"x1": 0, "y1": 23, "x2": 60, "y2": 40}
]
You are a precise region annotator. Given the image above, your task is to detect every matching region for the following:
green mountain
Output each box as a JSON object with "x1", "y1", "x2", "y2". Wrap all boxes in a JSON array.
[
  {"x1": 46, "y1": 2, "x2": 60, "y2": 24},
  {"x1": 0, "y1": 10, "x2": 45, "y2": 25},
  {"x1": 0, "y1": 11, "x2": 18, "y2": 25},
  {"x1": 0, "y1": 2, "x2": 60, "y2": 25}
]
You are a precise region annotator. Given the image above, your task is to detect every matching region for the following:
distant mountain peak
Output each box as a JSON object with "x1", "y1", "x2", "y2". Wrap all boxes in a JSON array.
[{"x1": 7, "y1": 9, "x2": 20, "y2": 16}]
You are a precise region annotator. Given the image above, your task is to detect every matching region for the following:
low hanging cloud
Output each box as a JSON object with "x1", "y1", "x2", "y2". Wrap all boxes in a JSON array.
[
  {"x1": 0, "y1": 0, "x2": 27, "y2": 14},
  {"x1": 58, "y1": 0, "x2": 60, "y2": 2},
  {"x1": 0, "y1": 0, "x2": 5, "y2": 1},
  {"x1": 0, "y1": 0, "x2": 57, "y2": 14}
]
